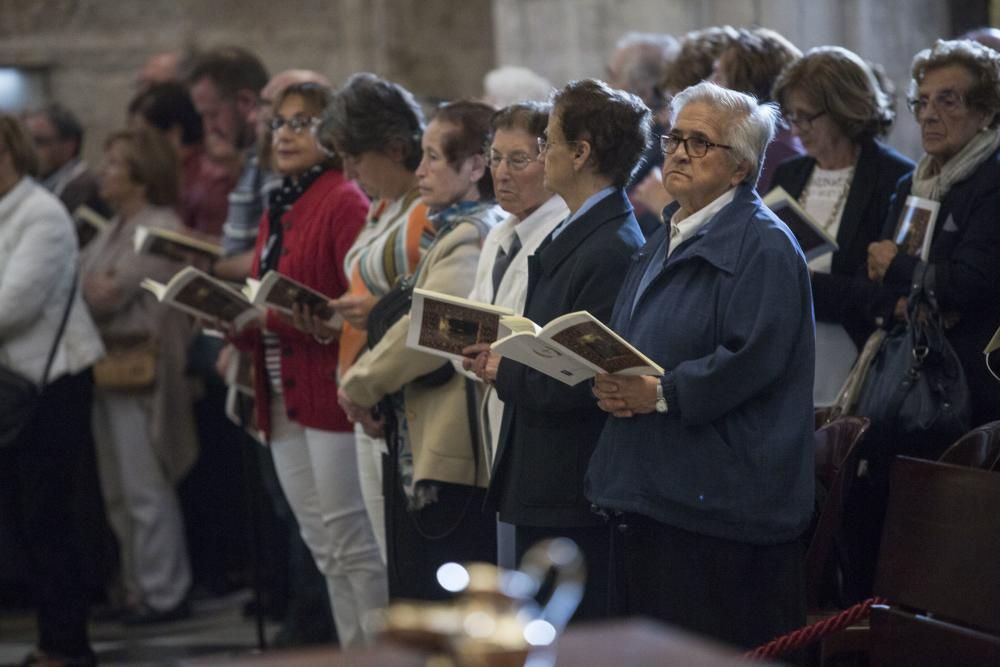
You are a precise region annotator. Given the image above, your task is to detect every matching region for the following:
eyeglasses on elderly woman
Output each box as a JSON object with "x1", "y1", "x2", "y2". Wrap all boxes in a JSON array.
[
  {"x1": 906, "y1": 89, "x2": 965, "y2": 117},
  {"x1": 269, "y1": 115, "x2": 321, "y2": 134},
  {"x1": 486, "y1": 149, "x2": 539, "y2": 171},
  {"x1": 660, "y1": 133, "x2": 732, "y2": 158}
]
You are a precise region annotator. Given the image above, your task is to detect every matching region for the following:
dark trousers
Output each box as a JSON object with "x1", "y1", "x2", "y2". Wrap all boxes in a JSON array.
[
  {"x1": 179, "y1": 336, "x2": 250, "y2": 594},
  {"x1": 384, "y1": 455, "x2": 496, "y2": 601},
  {"x1": 515, "y1": 523, "x2": 613, "y2": 622},
  {"x1": 615, "y1": 516, "x2": 806, "y2": 650},
  {"x1": 0, "y1": 370, "x2": 93, "y2": 658}
]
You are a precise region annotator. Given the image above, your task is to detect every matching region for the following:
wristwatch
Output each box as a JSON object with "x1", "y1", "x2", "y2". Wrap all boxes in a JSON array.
[{"x1": 655, "y1": 381, "x2": 668, "y2": 414}]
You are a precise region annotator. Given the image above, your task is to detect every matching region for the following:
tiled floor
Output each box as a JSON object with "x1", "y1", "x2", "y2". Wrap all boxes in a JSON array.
[{"x1": 0, "y1": 591, "x2": 293, "y2": 666}]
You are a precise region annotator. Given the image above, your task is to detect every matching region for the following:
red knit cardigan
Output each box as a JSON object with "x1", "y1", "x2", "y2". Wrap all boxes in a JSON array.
[{"x1": 233, "y1": 169, "x2": 368, "y2": 438}]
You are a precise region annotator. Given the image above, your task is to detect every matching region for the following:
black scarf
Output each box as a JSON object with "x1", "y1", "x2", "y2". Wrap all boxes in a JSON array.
[{"x1": 259, "y1": 164, "x2": 327, "y2": 275}]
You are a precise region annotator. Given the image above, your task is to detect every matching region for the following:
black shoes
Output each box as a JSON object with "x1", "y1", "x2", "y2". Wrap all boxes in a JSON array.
[{"x1": 120, "y1": 599, "x2": 192, "y2": 626}]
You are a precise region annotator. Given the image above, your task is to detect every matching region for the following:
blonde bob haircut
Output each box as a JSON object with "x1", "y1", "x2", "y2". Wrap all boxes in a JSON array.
[{"x1": 104, "y1": 128, "x2": 179, "y2": 207}]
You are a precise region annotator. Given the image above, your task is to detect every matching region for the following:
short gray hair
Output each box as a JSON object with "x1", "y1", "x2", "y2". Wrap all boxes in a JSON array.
[
  {"x1": 669, "y1": 81, "x2": 778, "y2": 186},
  {"x1": 483, "y1": 66, "x2": 554, "y2": 107}
]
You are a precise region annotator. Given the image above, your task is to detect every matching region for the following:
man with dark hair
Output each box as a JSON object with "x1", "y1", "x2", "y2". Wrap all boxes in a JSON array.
[
  {"x1": 23, "y1": 103, "x2": 109, "y2": 220},
  {"x1": 187, "y1": 46, "x2": 268, "y2": 151},
  {"x1": 129, "y1": 82, "x2": 236, "y2": 235},
  {"x1": 474, "y1": 79, "x2": 649, "y2": 621}
]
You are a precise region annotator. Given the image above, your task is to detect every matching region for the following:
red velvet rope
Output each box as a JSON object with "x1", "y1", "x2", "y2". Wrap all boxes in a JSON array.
[{"x1": 743, "y1": 596, "x2": 887, "y2": 660}]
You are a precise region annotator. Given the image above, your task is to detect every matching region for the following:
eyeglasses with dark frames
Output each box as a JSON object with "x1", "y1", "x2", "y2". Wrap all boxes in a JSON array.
[
  {"x1": 781, "y1": 109, "x2": 826, "y2": 132},
  {"x1": 660, "y1": 133, "x2": 733, "y2": 158}
]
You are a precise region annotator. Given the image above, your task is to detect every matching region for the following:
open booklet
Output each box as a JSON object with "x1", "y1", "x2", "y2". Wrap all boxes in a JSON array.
[
  {"x1": 134, "y1": 225, "x2": 223, "y2": 264},
  {"x1": 73, "y1": 205, "x2": 110, "y2": 248},
  {"x1": 892, "y1": 195, "x2": 940, "y2": 261},
  {"x1": 405, "y1": 287, "x2": 515, "y2": 362},
  {"x1": 245, "y1": 271, "x2": 344, "y2": 331},
  {"x1": 141, "y1": 266, "x2": 261, "y2": 330},
  {"x1": 763, "y1": 186, "x2": 840, "y2": 261},
  {"x1": 223, "y1": 349, "x2": 263, "y2": 443},
  {"x1": 491, "y1": 311, "x2": 663, "y2": 386},
  {"x1": 985, "y1": 324, "x2": 1000, "y2": 383}
]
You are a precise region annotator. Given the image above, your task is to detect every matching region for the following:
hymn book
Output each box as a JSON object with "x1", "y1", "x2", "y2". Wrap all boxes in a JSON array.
[
  {"x1": 406, "y1": 288, "x2": 515, "y2": 362},
  {"x1": 892, "y1": 195, "x2": 940, "y2": 261},
  {"x1": 491, "y1": 312, "x2": 663, "y2": 386},
  {"x1": 244, "y1": 271, "x2": 344, "y2": 331},
  {"x1": 223, "y1": 350, "x2": 262, "y2": 442},
  {"x1": 763, "y1": 186, "x2": 840, "y2": 261},
  {"x1": 73, "y1": 205, "x2": 110, "y2": 248},
  {"x1": 985, "y1": 324, "x2": 1000, "y2": 382},
  {"x1": 141, "y1": 267, "x2": 261, "y2": 330},
  {"x1": 133, "y1": 225, "x2": 223, "y2": 264}
]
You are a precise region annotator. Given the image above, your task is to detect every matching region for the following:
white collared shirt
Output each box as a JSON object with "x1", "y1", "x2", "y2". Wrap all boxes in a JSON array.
[
  {"x1": 667, "y1": 188, "x2": 737, "y2": 257},
  {"x1": 461, "y1": 193, "x2": 569, "y2": 461}
]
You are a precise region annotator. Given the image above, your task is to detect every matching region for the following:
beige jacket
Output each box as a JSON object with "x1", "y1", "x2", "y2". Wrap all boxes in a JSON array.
[
  {"x1": 341, "y1": 219, "x2": 492, "y2": 488},
  {"x1": 80, "y1": 205, "x2": 199, "y2": 483}
]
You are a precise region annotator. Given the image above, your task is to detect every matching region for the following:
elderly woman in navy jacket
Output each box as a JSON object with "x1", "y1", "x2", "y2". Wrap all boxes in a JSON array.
[{"x1": 586, "y1": 82, "x2": 815, "y2": 650}]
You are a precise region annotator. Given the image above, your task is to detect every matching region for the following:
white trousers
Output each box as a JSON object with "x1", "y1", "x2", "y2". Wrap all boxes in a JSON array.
[
  {"x1": 92, "y1": 390, "x2": 191, "y2": 611},
  {"x1": 354, "y1": 424, "x2": 387, "y2": 564},
  {"x1": 269, "y1": 400, "x2": 388, "y2": 647}
]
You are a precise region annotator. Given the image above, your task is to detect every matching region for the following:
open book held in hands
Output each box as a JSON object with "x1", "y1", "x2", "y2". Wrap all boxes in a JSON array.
[
  {"x1": 491, "y1": 311, "x2": 663, "y2": 386},
  {"x1": 73, "y1": 205, "x2": 110, "y2": 248},
  {"x1": 244, "y1": 271, "x2": 344, "y2": 331},
  {"x1": 892, "y1": 195, "x2": 939, "y2": 261},
  {"x1": 405, "y1": 288, "x2": 514, "y2": 362},
  {"x1": 763, "y1": 186, "x2": 840, "y2": 261},
  {"x1": 134, "y1": 225, "x2": 223, "y2": 264},
  {"x1": 141, "y1": 266, "x2": 261, "y2": 330}
]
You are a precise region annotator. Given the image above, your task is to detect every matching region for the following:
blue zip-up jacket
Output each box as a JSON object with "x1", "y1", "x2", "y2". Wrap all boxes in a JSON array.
[{"x1": 585, "y1": 184, "x2": 815, "y2": 544}]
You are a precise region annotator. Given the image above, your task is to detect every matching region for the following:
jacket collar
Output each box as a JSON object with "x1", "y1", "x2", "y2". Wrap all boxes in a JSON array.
[
  {"x1": 0, "y1": 176, "x2": 34, "y2": 222},
  {"x1": 836, "y1": 137, "x2": 879, "y2": 248},
  {"x1": 659, "y1": 182, "x2": 759, "y2": 275},
  {"x1": 535, "y1": 187, "x2": 632, "y2": 278}
]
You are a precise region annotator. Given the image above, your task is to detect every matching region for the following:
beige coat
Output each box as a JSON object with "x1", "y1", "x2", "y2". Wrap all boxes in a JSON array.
[
  {"x1": 341, "y1": 220, "x2": 490, "y2": 488},
  {"x1": 80, "y1": 205, "x2": 199, "y2": 483}
]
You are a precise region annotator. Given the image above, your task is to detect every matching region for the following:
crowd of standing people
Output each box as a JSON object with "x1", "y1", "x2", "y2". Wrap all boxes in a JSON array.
[{"x1": 2, "y1": 22, "x2": 999, "y2": 667}]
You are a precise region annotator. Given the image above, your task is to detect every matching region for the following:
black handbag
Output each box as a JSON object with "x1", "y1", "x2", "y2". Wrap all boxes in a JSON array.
[
  {"x1": 0, "y1": 273, "x2": 78, "y2": 448},
  {"x1": 854, "y1": 264, "x2": 970, "y2": 457}
]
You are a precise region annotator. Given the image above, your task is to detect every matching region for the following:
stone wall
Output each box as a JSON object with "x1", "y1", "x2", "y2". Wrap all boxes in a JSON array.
[
  {"x1": 0, "y1": 0, "x2": 495, "y2": 164},
  {"x1": 493, "y1": 0, "x2": 954, "y2": 159},
  {"x1": 0, "y1": 0, "x2": 966, "y2": 165}
]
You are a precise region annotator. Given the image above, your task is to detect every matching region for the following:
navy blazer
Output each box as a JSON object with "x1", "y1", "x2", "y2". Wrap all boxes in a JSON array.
[
  {"x1": 487, "y1": 188, "x2": 645, "y2": 527},
  {"x1": 586, "y1": 184, "x2": 815, "y2": 545},
  {"x1": 770, "y1": 138, "x2": 913, "y2": 346},
  {"x1": 874, "y1": 146, "x2": 1000, "y2": 426}
]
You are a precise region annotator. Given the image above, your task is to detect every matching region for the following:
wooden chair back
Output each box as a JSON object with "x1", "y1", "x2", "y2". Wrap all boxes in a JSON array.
[
  {"x1": 937, "y1": 420, "x2": 1000, "y2": 470},
  {"x1": 805, "y1": 416, "x2": 870, "y2": 610},
  {"x1": 869, "y1": 457, "x2": 1000, "y2": 666}
]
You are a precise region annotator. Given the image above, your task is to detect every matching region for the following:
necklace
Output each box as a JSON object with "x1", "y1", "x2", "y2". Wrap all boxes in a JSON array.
[{"x1": 798, "y1": 164, "x2": 855, "y2": 233}]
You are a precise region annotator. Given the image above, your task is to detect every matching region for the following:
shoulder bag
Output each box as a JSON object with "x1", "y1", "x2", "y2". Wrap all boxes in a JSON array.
[
  {"x1": 854, "y1": 264, "x2": 971, "y2": 456},
  {"x1": 0, "y1": 273, "x2": 78, "y2": 448}
]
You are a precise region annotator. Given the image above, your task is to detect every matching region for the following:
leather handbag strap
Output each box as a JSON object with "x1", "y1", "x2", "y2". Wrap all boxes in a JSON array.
[{"x1": 39, "y1": 271, "x2": 78, "y2": 391}]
